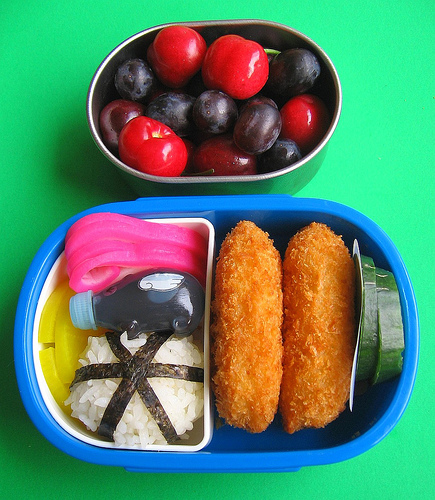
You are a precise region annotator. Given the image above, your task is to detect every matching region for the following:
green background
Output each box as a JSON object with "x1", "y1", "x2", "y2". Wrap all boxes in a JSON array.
[{"x1": 1, "y1": 1, "x2": 433, "y2": 498}]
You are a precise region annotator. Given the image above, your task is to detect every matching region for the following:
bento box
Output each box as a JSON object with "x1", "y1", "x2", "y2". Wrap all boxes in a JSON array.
[{"x1": 14, "y1": 194, "x2": 419, "y2": 473}]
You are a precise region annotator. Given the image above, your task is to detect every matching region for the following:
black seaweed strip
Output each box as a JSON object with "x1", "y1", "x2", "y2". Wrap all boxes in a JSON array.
[
  {"x1": 133, "y1": 331, "x2": 173, "y2": 364},
  {"x1": 147, "y1": 363, "x2": 204, "y2": 382},
  {"x1": 70, "y1": 363, "x2": 126, "y2": 388},
  {"x1": 136, "y1": 378, "x2": 178, "y2": 444},
  {"x1": 128, "y1": 331, "x2": 173, "y2": 385},
  {"x1": 105, "y1": 331, "x2": 133, "y2": 362},
  {"x1": 98, "y1": 378, "x2": 136, "y2": 440}
]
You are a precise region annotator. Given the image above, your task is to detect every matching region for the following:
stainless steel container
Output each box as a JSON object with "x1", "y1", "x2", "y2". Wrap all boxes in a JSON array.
[{"x1": 87, "y1": 20, "x2": 342, "y2": 196}]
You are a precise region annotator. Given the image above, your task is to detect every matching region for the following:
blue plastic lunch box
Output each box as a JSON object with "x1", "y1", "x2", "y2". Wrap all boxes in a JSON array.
[{"x1": 14, "y1": 194, "x2": 419, "y2": 472}]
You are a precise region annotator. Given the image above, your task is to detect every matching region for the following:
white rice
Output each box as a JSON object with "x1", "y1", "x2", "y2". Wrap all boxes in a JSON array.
[{"x1": 65, "y1": 331, "x2": 204, "y2": 448}]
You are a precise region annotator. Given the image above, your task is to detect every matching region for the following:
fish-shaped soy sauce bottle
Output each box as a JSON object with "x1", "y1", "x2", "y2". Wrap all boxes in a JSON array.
[{"x1": 69, "y1": 269, "x2": 205, "y2": 339}]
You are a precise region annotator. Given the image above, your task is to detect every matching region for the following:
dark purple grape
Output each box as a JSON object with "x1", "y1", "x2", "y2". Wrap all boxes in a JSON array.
[
  {"x1": 233, "y1": 103, "x2": 282, "y2": 155},
  {"x1": 257, "y1": 138, "x2": 302, "y2": 173},
  {"x1": 114, "y1": 58, "x2": 156, "y2": 103},
  {"x1": 193, "y1": 90, "x2": 238, "y2": 134},
  {"x1": 145, "y1": 92, "x2": 196, "y2": 137},
  {"x1": 239, "y1": 95, "x2": 278, "y2": 113},
  {"x1": 99, "y1": 99, "x2": 144, "y2": 151},
  {"x1": 267, "y1": 48, "x2": 321, "y2": 102}
]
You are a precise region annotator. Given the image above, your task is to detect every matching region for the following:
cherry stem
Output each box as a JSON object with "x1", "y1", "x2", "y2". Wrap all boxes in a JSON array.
[{"x1": 264, "y1": 48, "x2": 281, "y2": 58}]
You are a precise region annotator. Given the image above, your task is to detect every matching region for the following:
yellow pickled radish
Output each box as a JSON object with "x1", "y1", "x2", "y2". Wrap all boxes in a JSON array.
[
  {"x1": 38, "y1": 280, "x2": 71, "y2": 343},
  {"x1": 39, "y1": 347, "x2": 70, "y2": 410},
  {"x1": 54, "y1": 295, "x2": 90, "y2": 385},
  {"x1": 39, "y1": 279, "x2": 106, "y2": 406}
]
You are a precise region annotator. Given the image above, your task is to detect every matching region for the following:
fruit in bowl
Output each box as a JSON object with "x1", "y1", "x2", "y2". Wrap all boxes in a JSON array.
[
  {"x1": 86, "y1": 21, "x2": 343, "y2": 195},
  {"x1": 95, "y1": 24, "x2": 331, "y2": 178}
]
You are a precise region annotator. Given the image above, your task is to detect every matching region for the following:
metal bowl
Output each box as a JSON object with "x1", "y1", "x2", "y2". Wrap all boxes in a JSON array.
[{"x1": 87, "y1": 20, "x2": 342, "y2": 196}]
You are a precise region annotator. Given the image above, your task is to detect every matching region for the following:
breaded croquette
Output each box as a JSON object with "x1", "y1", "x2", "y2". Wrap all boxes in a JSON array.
[
  {"x1": 211, "y1": 220, "x2": 283, "y2": 433},
  {"x1": 279, "y1": 222, "x2": 356, "y2": 434}
]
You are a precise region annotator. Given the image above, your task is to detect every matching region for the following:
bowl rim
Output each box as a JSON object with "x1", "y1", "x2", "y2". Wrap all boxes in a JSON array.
[{"x1": 86, "y1": 19, "x2": 343, "y2": 185}]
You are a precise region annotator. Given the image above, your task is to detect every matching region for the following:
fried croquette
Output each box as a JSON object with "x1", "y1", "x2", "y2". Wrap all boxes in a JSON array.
[
  {"x1": 279, "y1": 222, "x2": 356, "y2": 434},
  {"x1": 211, "y1": 220, "x2": 283, "y2": 433}
]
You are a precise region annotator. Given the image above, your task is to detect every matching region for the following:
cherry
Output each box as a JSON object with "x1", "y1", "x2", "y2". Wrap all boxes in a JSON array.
[
  {"x1": 201, "y1": 35, "x2": 269, "y2": 100},
  {"x1": 280, "y1": 94, "x2": 329, "y2": 154},
  {"x1": 99, "y1": 99, "x2": 144, "y2": 151},
  {"x1": 182, "y1": 138, "x2": 196, "y2": 174},
  {"x1": 118, "y1": 116, "x2": 187, "y2": 176},
  {"x1": 193, "y1": 135, "x2": 257, "y2": 176},
  {"x1": 147, "y1": 26, "x2": 207, "y2": 88}
]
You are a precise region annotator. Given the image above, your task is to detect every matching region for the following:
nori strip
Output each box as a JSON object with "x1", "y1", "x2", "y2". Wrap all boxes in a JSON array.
[
  {"x1": 136, "y1": 378, "x2": 178, "y2": 443},
  {"x1": 70, "y1": 363, "x2": 126, "y2": 386},
  {"x1": 70, "y1": 330, "x2": 204, "y2": 444},
  {"x1": 147, "y1": 363, "x2": 204, "y2": 382},
  {"x1": 98, "y1": 378, "x2": 136, "y2": 440},
  {"x1": 105, "y1": 330, "x2": 136, "y2": 362},
  {"x1": 98, "y1": 330, "x2": 177, "y2": 441}
]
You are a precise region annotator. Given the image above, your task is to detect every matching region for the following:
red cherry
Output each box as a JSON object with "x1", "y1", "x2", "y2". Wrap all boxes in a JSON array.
[
  {"x1": 280, "y1": 94, "x2": 329, "y2": 154},
  {"x1": 147, "y1": 26, "x2": 207, "y2": 88},
  {"x1": 201, "y1": 35, "x2": 269, "y2": 100},
  {"x1": 118, "y1": 116, "x2": 187, "y2": 176},
  {"x1": 181, "y1": 138, "x2": 196, "y2": 174},
  {"x1": 193, "y1": 135, "x2": 257, "y2": 176}
]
